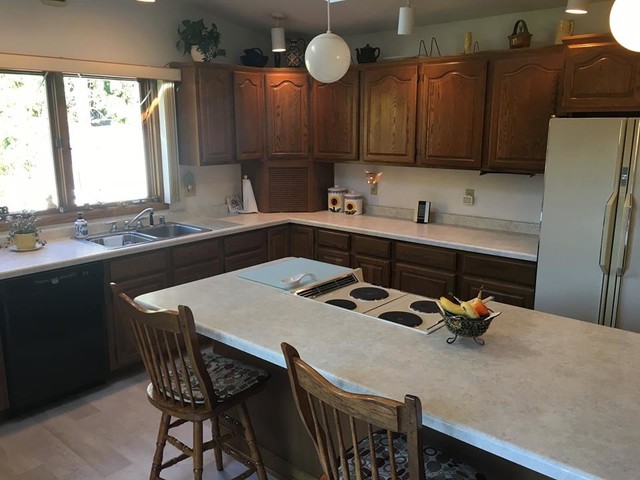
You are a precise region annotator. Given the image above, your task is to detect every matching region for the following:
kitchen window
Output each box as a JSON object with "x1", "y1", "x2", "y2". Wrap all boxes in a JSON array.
[{"x1": 0, "y1": 70, "x2": 164, "y2": 215}]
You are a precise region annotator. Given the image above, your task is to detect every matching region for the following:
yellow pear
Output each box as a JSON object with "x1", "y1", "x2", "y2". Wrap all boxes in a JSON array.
[{"x1": 461, "y1": 301, "x2": 481, "y2": 319}]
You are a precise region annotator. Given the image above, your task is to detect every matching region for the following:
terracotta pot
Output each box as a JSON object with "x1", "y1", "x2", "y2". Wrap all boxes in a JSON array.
[{"x1": 13, "y1": 232, "x2": 37, "y2": 250}]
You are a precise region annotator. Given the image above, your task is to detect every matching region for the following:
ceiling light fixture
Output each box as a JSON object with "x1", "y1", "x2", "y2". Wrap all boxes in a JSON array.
[
  {"x1": 136, "y1": 0, "x2": 156, "y2": 2},
  {"x1": 565, "y1": 0, "x2": 589, "y2": 14},
  {"x1": 271, "y1": 13, "x2": 286, "y2": 53},
  {"x1": 610, "y1": 0, "x2": 640, "y2": 52},
  {"x1": 398, "y1": 1, "x2": 415, "y2": 35},
  {"x1": 305, "y1": 0, "x2": 351, "y2": 84}
]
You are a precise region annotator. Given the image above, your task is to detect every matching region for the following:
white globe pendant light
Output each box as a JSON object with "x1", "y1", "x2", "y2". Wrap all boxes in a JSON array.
[
  {"x1": 305, "y1": 0, "x2": 351, "y2": 84},
  {"x1": 610, "y1": 0, "x2": 640, "y2": 52}
]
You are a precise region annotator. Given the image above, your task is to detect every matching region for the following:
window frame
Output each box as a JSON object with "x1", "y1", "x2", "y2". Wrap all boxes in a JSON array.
[{"x1": 0, "y1": 69, "x2": 167, "y2": 225}]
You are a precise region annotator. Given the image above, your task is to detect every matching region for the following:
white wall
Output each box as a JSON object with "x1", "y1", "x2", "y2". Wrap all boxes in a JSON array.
[{"x1": 338, "y1": 2, "x2": 613, "y2": 224}]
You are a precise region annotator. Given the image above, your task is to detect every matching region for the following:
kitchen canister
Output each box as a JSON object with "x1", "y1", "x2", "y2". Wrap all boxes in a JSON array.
[
  {"x1": 328, "y1": 186, "x2": 347, "y2": 213},
  {"x1": 344, "y1": 192, "x2": 364, "y2": 216}
]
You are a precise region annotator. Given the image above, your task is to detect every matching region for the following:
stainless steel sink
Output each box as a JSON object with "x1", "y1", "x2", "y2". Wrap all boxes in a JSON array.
[
  {"x1": 138, "y1": 222, "x2": 211, "y2": 238},
  {"x1": 86, "y1": 232, "x2": 156, "y2": 248}
]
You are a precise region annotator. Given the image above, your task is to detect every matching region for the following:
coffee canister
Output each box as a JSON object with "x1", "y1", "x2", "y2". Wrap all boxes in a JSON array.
[
  {"x1": 344, "y1": 192, "x2": 364, "y2": 216},
  {"x1": 328, "y1": 186, "x2": 347, "y2": 213}
]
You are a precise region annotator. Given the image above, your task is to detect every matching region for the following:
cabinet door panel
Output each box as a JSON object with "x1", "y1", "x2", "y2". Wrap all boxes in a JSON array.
[
  {"x1": 395, "y1": 242, "x2": 457, "y2": 271},
  {"x1": 317, "y1": 229, "x2": 350, "y2": 251},
  {"x1": 485, "y1": 50, "x2": 564, "y2": 173},
  {"x1": 268, "y1": 226, "x2": 290, "y2": 261},
  {"x1": 361, "y1": 65, "x2": 418, "y2": 164},
  {"x1": 312, "y1": 71, "x2": 359, "y2": 160},
  {"x1": 394, "y1": 263, "x2": 455, "y2": 298},
  {"x1": 197, "y1": 67, "x2": 235, "y2": 165},
  {"x1": 316, "y1": 247, "x2": 351, "y2": 267},
  {"x1": 174, "y1": 261, "x2": 222, "y2": 286},
  {"x1": 352, "y1": 255, "x2": 391, "y2": 287},
  {"x1": 172, "y1": 239, "x2": 221, "y2": 268},
  {"x1": 290, "y1": 225, "x2": 315, "y2": 259},
  {"x1": 352, "y1": 235, "x2": 391, "y2": 259},
  {"x1": 225, "y1": 247, "x2": 268, "y2": 272},
  {"x1": 418, "y1": 60, "x2": 487, "y2": 169},
  {"x1": 266, "y1": 73, "x2": 309, "y2": 159},
  {"x1": 234, "y1": 71, "x2": 265, "y2": 160},
  {"x1": 460, "y1": 253, "x2": 537, "y2": 286},
  {"x1": 460, "y1": 276, "x2": 535, "y2": 309}
]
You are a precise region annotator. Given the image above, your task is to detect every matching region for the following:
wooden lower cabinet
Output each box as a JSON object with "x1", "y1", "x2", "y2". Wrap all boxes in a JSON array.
[
  {"x1": 394, "y1": 262, "x2": 456, "y2": 298},
  {"x1": 352, "y1": 255, "x2": 391, "y2": 287},
  {"x1": 224, "y1": 230, "x2": 268, "y2": 272},
  {"x1": 268, "y1": 226, "x2": 290, "y2": 261},
  {"x1": 172, "y1": 239, "x2": 222, "y2": 285},
  {"x1": 290, "y1": 225, "x2": 315, "y2": 259},
  {"x1": 316, "y1": 247, "x2": 350, "y2": 267},
  {"x1": 459, "y1": 276, "x2": 535, "y2": 309}
]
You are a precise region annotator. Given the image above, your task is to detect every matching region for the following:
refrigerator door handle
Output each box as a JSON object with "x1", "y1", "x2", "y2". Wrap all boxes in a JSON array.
[
  {"x1": 616, "y1": 193, "x2": 634, "y2": 276},
  {"x1": 600, "y1": 192, "x2": 618, "y2": 274}
]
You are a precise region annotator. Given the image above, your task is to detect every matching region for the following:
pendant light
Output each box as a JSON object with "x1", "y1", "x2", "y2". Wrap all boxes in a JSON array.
[
  {"x1": 565, "y1": 0, "x2": 588, "y2": 14},
  {"x1": 305, "y1": 0, "x2": 351, "y2": 84},
  {"x1": 271, "y1": 13, "x2": 286, "y2": 52},
  {"x1": 610, "y1": 0, "x2": 640, "y2": 52},
  {"x1": 398, "y1": 1, "x2": 415, "y2": 35}
]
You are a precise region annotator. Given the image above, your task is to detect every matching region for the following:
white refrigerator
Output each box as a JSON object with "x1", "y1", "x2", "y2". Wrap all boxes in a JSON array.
[{"x1": 535, "y1": 117, "x2": 640, "y2": 333}]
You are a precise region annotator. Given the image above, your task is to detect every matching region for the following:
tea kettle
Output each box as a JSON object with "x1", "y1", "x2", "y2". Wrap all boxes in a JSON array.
[{"x1": 356, "y1": 44, "x2": 380, "y2": 64}]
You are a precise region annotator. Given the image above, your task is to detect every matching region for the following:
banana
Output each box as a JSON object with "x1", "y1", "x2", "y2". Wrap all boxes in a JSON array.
[
  {"x1": 461, "y1": 301, "x2": 480, "y2": 319},
  {"x1": 439, "y1": 297, "x2": 466, "y2": 316}
]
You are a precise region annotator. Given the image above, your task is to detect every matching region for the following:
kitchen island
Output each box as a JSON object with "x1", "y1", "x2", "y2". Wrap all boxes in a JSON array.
[{"x1": 137, "y1": 259, "x2": 640, "y2": 480}]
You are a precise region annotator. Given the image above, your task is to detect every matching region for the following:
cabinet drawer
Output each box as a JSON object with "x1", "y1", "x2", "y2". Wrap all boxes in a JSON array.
[
  {"x1": 460, "y1": 276, "x2": 535, "y2": 309},
  {"x1": 352, "y1": 255, "x2": 391, "y2": 287},
  {"x1": 394, "y1": 263, "x2": 456, "y2": 298},
  {"x1": 316, "y1": 247, "x2": 350, "y2": 267},
  {"x1": 174, "y1": 261, "x2": 222, "y2": 285},
  {"x1": 352, "y1": 235, "x2": 391, "y2": 259},
  {"x1": 317, "y1": 229, "x2": 350, "y2": 251},
  {"x1": 109, "y1": 250, "x2": 168, "y2": 282},
  {"x1": 172, "y1": 239, "x2": 221, "y2": 268},
  {"x1": 395, "y1": 242, "x2": 456, "y2": 271},
  {"x1": 224, "y1": 230, "x2": 267, "y2": 256},
  {"x1": 225, "y1": 246, "x2": 268, "y2": 272},
  {"x1": 460, "y1": 253, "x2": 536, "y2": 286}
]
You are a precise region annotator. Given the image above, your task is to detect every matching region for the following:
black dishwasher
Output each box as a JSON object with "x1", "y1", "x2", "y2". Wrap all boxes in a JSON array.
[{"x1": 0, "y1": 262, "x2": 108, "y2": 413}]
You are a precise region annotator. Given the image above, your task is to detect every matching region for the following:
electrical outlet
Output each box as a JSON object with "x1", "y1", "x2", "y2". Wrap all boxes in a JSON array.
[{"x1": 463, "y1": 188, "x2": 475, "y2": 206}]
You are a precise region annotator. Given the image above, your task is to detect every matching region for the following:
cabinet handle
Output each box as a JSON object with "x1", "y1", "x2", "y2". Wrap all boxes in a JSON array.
[
  {"x1": 599, "y1": 192, "x2": 618, "y2": 274},
  {"x1": 616, "y1": 193, "x2": 633, "y2": 277}
]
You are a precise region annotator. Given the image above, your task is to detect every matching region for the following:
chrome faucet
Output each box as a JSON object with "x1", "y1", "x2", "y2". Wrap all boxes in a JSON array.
[{"x1": 125, "y1": 207, "x2": 154, "y2": 230}]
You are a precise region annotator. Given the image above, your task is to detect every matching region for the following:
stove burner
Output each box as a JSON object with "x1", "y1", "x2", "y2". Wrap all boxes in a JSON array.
[
  {"x1": 409, "y1": 300, "x2": 440, "y2": 314},
  {"x1": 325, "y1": 299, "x2": 358, "y2": 310},
  {"x1": 378, "y1": 311, "x2": 423, "y2": 328},
  {"x1": 350, "y1": 287, "x2": 389, "y2": 301}
]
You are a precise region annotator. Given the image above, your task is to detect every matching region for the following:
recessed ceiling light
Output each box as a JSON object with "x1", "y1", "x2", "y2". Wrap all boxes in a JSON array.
[{"x1": 137, "y1": 0, "x2": 156, "y2": 3}]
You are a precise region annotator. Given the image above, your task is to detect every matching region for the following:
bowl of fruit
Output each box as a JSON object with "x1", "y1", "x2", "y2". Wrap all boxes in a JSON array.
[{"x1": 436, "y1": 293, "x2": 500, "y2": 345}]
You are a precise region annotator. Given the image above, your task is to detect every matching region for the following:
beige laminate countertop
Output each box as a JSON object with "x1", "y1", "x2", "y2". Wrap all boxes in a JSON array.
[
  {"x1": 0, "y1": 212, "x2": 538, "y2": 281},
  {"x1": 137, "y1": 260, "x2": 640, "y2": 480}
]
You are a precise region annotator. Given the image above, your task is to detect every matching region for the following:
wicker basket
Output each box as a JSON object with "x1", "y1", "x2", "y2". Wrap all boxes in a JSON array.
[
  {"x1": 508, "y1": 19, "x2": 532, "y2": 49},
  {"x1": 436, "y1": 301, "x2": 501, "y2": 345}
]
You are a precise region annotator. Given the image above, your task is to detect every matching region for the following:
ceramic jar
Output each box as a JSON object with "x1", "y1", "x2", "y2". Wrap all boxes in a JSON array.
[
  {"x1": 344, "y1": 192, "x2": 363, "y2": 216},
  {"x1": 328, "y1": 186, "x2": 347, "y2": 213}
]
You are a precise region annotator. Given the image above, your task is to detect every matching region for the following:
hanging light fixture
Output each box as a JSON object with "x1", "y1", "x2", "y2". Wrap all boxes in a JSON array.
[
  {"x1": 610, "y1": 0, "x2": 640, "y2": 52},
  {"x1": 565, "y1": 0, "x2": 589, "y2": 14},
  {"x1": 398, "y1": 0, "x2": 415, "y2": 35},
  {"x1": 305, "y1": 0, "x2": 351, "y2": 84},
  {"x1": 271, "y1": 13, "x2": 286, "y2": 52}
]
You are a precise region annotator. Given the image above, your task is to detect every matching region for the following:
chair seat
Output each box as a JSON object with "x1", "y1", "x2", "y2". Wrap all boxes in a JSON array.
[
  {"x1": 340, "y1": 431, "x2": 486, "y2": 480},
  {"x1": 171, "y1": 351, "x2": 269, "y2": 404}
]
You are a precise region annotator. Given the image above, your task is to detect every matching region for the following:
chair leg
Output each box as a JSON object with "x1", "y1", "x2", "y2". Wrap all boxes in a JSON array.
[
  {"x1": 193, "y1": 420, "x2": 204, "y2": 480},
  {"x1": 211, "y1": 415, "x2": 224, "y2": 471},
  {"x1": 238, "y1": 402, "x2": 267, "y2": 480},
  {"x1": 150, "y1": 413, "x2": 171, "y2": 480}
]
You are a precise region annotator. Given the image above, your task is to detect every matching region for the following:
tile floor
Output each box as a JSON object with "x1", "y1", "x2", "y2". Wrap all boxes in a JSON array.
[{"x1": 0, "y1": 372, "x2": 273, "y2": 480}]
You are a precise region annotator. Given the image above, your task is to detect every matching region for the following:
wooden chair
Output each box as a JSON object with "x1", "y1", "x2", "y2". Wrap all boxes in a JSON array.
[
  {"x1": 111, "y1": 283, "x2": 269, "y2": 480},
  {"x1": 281, "y1": 342, "x2": 486, "y2": 480}
]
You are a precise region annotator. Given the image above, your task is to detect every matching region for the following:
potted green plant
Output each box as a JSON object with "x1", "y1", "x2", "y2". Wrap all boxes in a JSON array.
[
  {"x1": 4, "y1": 210, "x2": 45, "y2": 250},
  {"x1": 176, "y1": 19, "x2": 227, "y2": 62}
]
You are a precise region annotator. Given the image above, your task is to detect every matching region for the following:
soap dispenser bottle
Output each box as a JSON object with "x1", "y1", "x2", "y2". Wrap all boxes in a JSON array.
[{"x1": 74, "y1": 212, "x2": 89, "y2": 239}]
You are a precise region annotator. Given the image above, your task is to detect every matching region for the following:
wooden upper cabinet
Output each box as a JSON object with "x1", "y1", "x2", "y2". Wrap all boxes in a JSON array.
[
  {"x1": 361, "y1": 65, "x2": 418, "y2": 164},
  {"x1": 311, "y1": 71, "x2": 359, "y2": 161},
  {"x1": 175, "y1": 64, "x2": 235, "y2": 166},
  {"x1": 561, "y1": 34, "x2": 640, "y2": 112},
  {"x1": 417, "y1": 59, "x2": 487, "y2": 169},
  {"x1": 234, "y1": 71, "x2": 265, "y2": 161},
  {"x1": 265, "y1": 73, "x2": 309, "y2": 160},
  {"x1": 484, "y1": 48, "x2": 564, "y2": 173}
]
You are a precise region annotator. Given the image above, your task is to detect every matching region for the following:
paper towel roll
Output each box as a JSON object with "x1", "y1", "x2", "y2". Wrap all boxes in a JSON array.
[{"x1": 241, "y1": 175, "x2": 259, "y2": 213}]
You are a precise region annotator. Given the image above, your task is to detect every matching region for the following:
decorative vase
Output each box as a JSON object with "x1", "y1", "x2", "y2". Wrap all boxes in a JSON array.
[
  {"x1": 190, "y1": 45, "x2": 205, "y2": 62},
  {"x1": 555, "y1": 19, "x2": 575, "y2": 44},
  {"x1": 285, "y1": 38, "x2": 306, "y2": 68},
  {"x1": 13, "y1": 232, "x2": 37, "y2": 250}
]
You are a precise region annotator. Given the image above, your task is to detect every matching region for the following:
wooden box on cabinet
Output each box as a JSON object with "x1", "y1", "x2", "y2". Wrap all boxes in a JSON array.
[
  {"x1": 458, "y1": 252, "x2": 536, "y2": 309},
  {"x1": 360, "y1": 64, "x2": 418, "y2": 164},
  {"x1": 394, "y1": 242, "x2": 457, "y2": 297},
  {"x1": 107, "y1": 250, "x2": 169, "y2": 369},
  {"x1": 483, "y1": 46, "x2": 564, "y2": 173},
  {"x1": 561, "y1": 34, "x2": 640, "y2": 112},
  {"x1": 174, "y1": 63, "x2": 235, "y2": 166},
  {"x1": 312, "y1": 71, "x2": 359, "y2": 161},
  {"x1": 417, "y1": 59, "x2": 487, "y2": 169}
]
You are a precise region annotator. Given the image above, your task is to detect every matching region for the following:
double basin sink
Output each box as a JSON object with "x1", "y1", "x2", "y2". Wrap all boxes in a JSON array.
[{"x1": 86, "y1": 220, "x2": 239, "y2": 249}]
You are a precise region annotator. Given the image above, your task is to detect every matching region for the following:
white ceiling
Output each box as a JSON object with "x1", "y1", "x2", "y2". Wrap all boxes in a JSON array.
[{"x1": 189, "y1": 0, "x2": 568, "y2": 36}]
